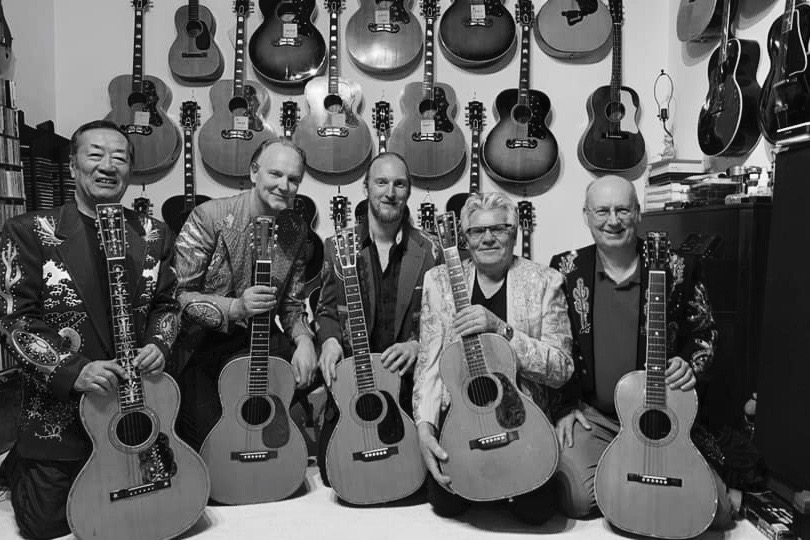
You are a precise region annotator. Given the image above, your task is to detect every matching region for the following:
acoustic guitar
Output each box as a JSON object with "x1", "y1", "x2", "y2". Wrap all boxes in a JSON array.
[
  {"x1": 168, "y1": 0, "x2": 225, "y2": 83},
  {"x1": 324, "y1": 225, "x2": 426, "y2": 504},
  {"x1": 346, "y1": 0, "x2": 423, "y2": 74},
  {"x1": 483, "y1": 0, "x2": 558, "y2": 184},
  {"x1": 518, "y1": 199, "x2": 534, "y2": 260},
  {"x1": 697, "y1": 0, "x2": 760, "y2": 157},
  {"x1": 0, "y1": 0, "x2": 12, "y2": 75},
  {"x1": 66, "y1": 204, "x2": 209, "y2": 540},
  {"x1": 161, "y1": 100, "x2": 211, "y2": 235},
  {"x1": 248, "y1": 0, "x2": 326, "y2": 86},
  {"x1": 106, "y1": 0, "x2": 181, "y2": 176},
  {"x1": 676, "y1": 0, "x2": 727, "y2": 43},
  {"x1": 758, "y1": 0, "x2": 810, "y2": 145},
  {"x1": 578, "y1": 0, "x2": 645, "y2": 172},
  {"x1": 389, "y1": 0, "x2": 466, "y2": 181},
  {"x1": 294, "y1": 0, "x2": 374, "y2": 176},
  {"x1": 446, "y1": 100, "x2": 484, "y2": 224},
  {"x1": 353, "y1": 100, "x2": 393, "y2": 225},
  {"x1": 200, "y1": 214, "x2": 309, "y2": 504},
  {"x1": 438, "y1": 0, "x2": 516, "y2": 68},
  {"x1": 595, "y1": 232, "x2": 718, "y2": 539},
  {"x1": 534, "y1": 0, "x2": 612, "y2": 60},
  {"x1": 433, "y1": 212, "x2": 558, "y2": 501},
  {"x1": 198, "y1": 0, "x2": 276, "y2": 178}
]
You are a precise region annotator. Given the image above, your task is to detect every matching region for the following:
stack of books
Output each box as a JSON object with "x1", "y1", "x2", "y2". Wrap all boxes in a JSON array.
[{"x1": 644, "y1": 159, "x2": 706, "y2": 211}]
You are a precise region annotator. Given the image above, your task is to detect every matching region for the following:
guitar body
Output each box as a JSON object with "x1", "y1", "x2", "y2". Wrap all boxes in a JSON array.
[
  {"x1": 438, "y1": 0, "x2": 516, "y2": 68},
  {"x1": 161, "y1": 195, "x2": 211, "y2": 235},
  {"x1": 676, "y1": 0, "x2": 723, "y2": 42},
  {"x1": 105, "y1": 75, "x2": 181, "y2": 175},
  {"x1": 168, "y1": 4, "x2": 225, "y2": 82},
  {"x1": 595, "y1": 370, "x2": 718, "y2": 539},
  {"x1": 198, "y1": 79, "x2": 276, "y2": 177},
  {"x1": 67, "y1": 374, "x2": 209, "y2": 540},
  {"x1": 389, "y1": 82, "x2": 466, "y2": 180},
  {"x1": 295, "y1": 194, "x2": 325, "y2": 302},
  {"x1": 482, "y1": 88, "x2": 558, "y2": 183},
  {"x1": 697, "y1": 38, "x2": 761, "y2": 156},
  {"x1": 200, "y1": 354, "x2": 307, "y2": 504},
  {"x1": 534, "y1": 0, "x2": 612, "y2": 60},
  {"x1": 759, "y1": 4, "x2": 810, "y2": 144},
  {"x1": 293, "y1": 77, "x2": 374, "y2": 175},
  {"x1": 325, "y1": 353, "x2": 426, "y2": 505},
  {"x1": 249, "y1": 0, "x2": 326, "y2": 86},
  {"x1": 578, "y1": 85, "x2": 646, "y2": 172},
  {"x1": 346, "y1": 0, "x2": 423, "y2": 73},
  {"x1": 438, "y1": 333, "x2": 558, "y2": 501}
]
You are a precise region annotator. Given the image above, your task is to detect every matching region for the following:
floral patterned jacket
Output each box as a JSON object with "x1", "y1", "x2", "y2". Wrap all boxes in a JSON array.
[{"x1": 0, "y1": 203, "x2": 179, "y2": 461}]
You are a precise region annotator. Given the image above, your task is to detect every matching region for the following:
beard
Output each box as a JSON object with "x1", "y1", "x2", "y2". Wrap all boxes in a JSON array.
[{"x1": 369, "y1": 198, "x2": 404, "y2": 224}]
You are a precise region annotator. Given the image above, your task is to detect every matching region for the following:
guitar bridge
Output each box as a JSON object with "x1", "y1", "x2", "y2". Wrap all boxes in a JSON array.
[
  {"x1": 411, "y1": 132, "x2": 444, "y2": 142},
  {"x1": 181, "y1": 52, "x2": 208, "y2": 58},
  {"x1": 273, "y1": 37, "x2": 302, "y2": 47},
  {"x1": 109, "y1": 479, "x2": 170, "y2": 502},
  {"x1": 221, "y1": 129, "x2": 254, "y2": 140},
  {"x1": 317, "y1": 127, "x2": 349, "y2": 137},
  {"x1": 506, "y1": 138, "x2": 539, "y2": 148},
  {"x1": 464, "y1": 17, "x2": 492, "y2": 27},
  {"x1": 122, "y1": 124, "x2": 153, "y2": 136},
  {"x1": 230, "y1": 450, "x2": 277, "y2": 462},
  {"x1": 368, "y1": 23, "x2": 400, "y2": 33},
  {"x1": 469, "y1": 430, "x2": 519, "y2": 450},
  {"x1": 352, "y1": 446, "x2": 399, "y2": 462},
  {"x1": 627, "y1": 473, "x2": 682, "y2": 487}
]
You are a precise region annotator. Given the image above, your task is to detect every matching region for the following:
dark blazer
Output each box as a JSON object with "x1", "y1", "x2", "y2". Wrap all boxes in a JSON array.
[{"x1": 0, "y1": 203, "x2": 179, "y2": 461}]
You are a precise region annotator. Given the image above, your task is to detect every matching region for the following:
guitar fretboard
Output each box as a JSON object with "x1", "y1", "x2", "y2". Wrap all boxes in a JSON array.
[
  {"x1": 645, "y1": 270, "x2": 667, "y2": 409},
  {"x1": 521, "y1": 228, "x2": 531, "y2": 260},
  {"x1": 342, "y1": 264, "x2": 377, "y2": 393},
  {"x1": 718, "y1": 0, "x2": 732, "y2": 67},
  {"x1": 248, "y1": 260, "x2": 274, "y2": 394},
  {"x1": 232, "y1": 7, "x2": 249, "y2": 98},
  {"x1": 469, "y1": 127, "x2": 481, "y2": 193},
  {"x1": 517, "y1": 19, "x2": 531, "y2": 105},
  {"x1": 421, "y1": 15, "x2": 436, "y2": 100},
  {"x1": 609, "y1": 12, "x2": 623, "y2": 107},
  {"x1": 327, "y1": 9, "x2": 341, "y2": 95},
  {"x1": 130, "y1": 6, "x2": 146, "y2": 93},
  {"x1": 444, "y1": 247, "x2": 489, "y2": 378},
  {"x1": 183, "y1": 126, "x2": 196, "y2": 213},
  {"x1": 107, "y1": 259, "x2": 145, "y2": 413},
  {"x1": 189, "y1": 0, "x2": 200, "y2": 21},
  {"x1": 777, "y1": 0, "x2": 797, "y2": 79}
]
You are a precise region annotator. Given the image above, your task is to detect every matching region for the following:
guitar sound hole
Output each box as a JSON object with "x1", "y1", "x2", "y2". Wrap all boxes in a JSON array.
[
  {"x1": 115, "y1": 411, "x2": 154, "y2": 448},
  {"x1": 418, "y1": 100, "x2": 436, "y2": 117},
  {"x1": 241, "y1": 396, "x2": 273, "y2": 426},
  {"x1": 512, "y1": 104, "x2": 532, "y2": 124},
  {"x1": 127, "y1": 92, "x2": 147, "y2": 108},
  {"x1": 324, "y1": 94, "x2": 345, "y2": 114},
  {"x1": 639, "y1": 409, "x2": 672, "y2": 441},
  {"x1": 355, "y1": 393, "x2": 384, "y2": 422},
  {"x1": 185, "y1": 20, "x2": 203, "y2": 37},
  {"x1": 467, "y1": 376, "x2": 498, "y2": 408},
  {"x1": 606, "y1": 101, "x2": 626, "y2": 122},
  {"x1": 279, "y1": 6, "x2": 297, "y2": 21},
  {"x1": 228, "y1": 96, "x2": 249, "y2": 115}
]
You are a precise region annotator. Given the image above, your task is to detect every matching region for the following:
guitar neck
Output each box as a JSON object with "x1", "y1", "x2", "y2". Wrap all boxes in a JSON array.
[
  {"x1": 131, "y1": 6, "x2": 146, "y2": 92},
  {"x1": 470, "y1": 127, "x2": 481, "y2": 192},
  {"x1": 182, "y1": 126, "x2": 197, "y2": 213},
  {"x1": 517, "y1": 18, "x2": 531, "y2": 104},
  {"x1": 378, "y1": 133, "x2": 388, "y2": 153},
  {"x1": 645, "y1": 269, "x2": 668, "y2": 409},
  {"x1": 248, "y1": 260, "x2": 274, "y2": 394},
  {"x1": 342, "y1": 265, "x2": 377, "y2": 392},
  {"x1": 718, "y1": 0, "x2": 732, "y2": 65},
  {"x1": 107, "y1": 258, "x2": 145, "y2": 413},
  {"x1": 189, "y1": 0, "x2": 200, "y2": 21},
  {"x1": 327, "y1": 9, "x2": 341, "y2": 95},
  {"x1": 521, "y1": 228, "x2": 531, "y2": 260},
  {"x1": 232, "y1": 8, "x2": 249, "y2": 97},
  {"x1": 422, "y1": 16, "x2": 437, "y2": 99},
  {"x1": 777, "y1": 0, "x2": 797, "y2": 78},
  {"x1": 444, "y1": 247, "x2": 489, "y2": 377},
  {"x1": 609, "y1": 16, "x2": 622, "y2": 103}
]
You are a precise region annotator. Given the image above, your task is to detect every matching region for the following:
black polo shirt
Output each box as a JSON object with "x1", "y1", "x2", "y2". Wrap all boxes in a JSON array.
[{"x1": 363, "y1": 225, "x2": 407, "y2": 353}]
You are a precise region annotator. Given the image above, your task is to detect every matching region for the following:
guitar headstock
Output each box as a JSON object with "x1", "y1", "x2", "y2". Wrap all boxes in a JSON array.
[
  {"x1": 420, "y1": 0, "x2": 440, "y2": 19},
  {"x1": 324, "y1": 0, "x2": 345, "y2": 15},
  {"x1": 608, "y1": 0, "x2": 623, "y2": 25},
  {"x1": 372, "y1": 101, "x2": 393, "y2": 137},
  {"x1": 515, "y1": 0, "x2": 534, "y2": 26},
  {"x1": 334, "y1": 225, "x2": 359, "y2": 271},
  {"x1": 132, "y1": 0, "x2": 152, "y2": 12},
  {"x1": 419, "y1": 202, "x2": 437, "y2": 233},
  {"x1": 280, "y1": 101, "x2": 299, "y2": 139},
  {"x1": 253, "y1": 216, "x2": 276, "y2": 265},
  {"x1": 234, "y1": 0, "x2": 254, "y2": 16},
  {"x1": 330, "y1": 195, "x2": 350, "y2": 229},
  {"x1": 180, "y1": 100, "x2": 201, "y2": 130},
  {"x1": 465, "y1": 100, "x2": 485, "y2": 131},
  {"x1": 644, "y1": 231, "x2": 670, "y2": 271},
  {"x1": 518, "y1": 200, "x2": 535, "y2": 233},
  {"x1": 133, "y1": 196, "x2": 153, "y2": 218},
  {"x1": 434, "y1": 212, "x2": 458, "y2": 250},
  {"x1": 96, "y1": 204, "x2": 127, "y2": 260}
]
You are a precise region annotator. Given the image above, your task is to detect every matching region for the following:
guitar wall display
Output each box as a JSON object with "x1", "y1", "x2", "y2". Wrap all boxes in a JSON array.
[
  {"x1": 534, "y1": 0, "x2": 612, "y2": 60},
  {"x1": 353, "y1": 99, "x2": 394, "y2": 224},
  {"x1": 517, "y1": 199, "x2": 534, "y2": 260},
  {"x1": 676, "y1": 0, "x2": 730, "y2": 43},
  {"x1": 578, "y1": 0, "x2": 645, "y2": 172},
  {"x1": 198, "y1": 0, "x2": 276, "y2": 178},
  {"x1": 345, "y1": 0, "x2": 423, "y2": 74},
  {"x1": 758, "y1": 0, "x2": 810, "y2": 145},
  {"x1": 168, "y1": 0, "x2": 225, "y2": 83},
  {"x1": 248, "y1": 0, "x2": 327, "y2": 86},
  {"x1": 697, "y1": 0, "x2": 760, "y2": 157},
  {"x1": 438, "y1": 0, "x2": 516, "y2": 68},
  {"x1": 389, "y1": 0, "x2": 466, "y2": 181},
  {"x1": 446, "y1": 100, "x2": 484, "y2": 223},
  {"x1": 106, "y1": 0, "x2": 181, "y2": 176},
  {"x1": 483, "y1": 0, "x2": 558, "y2": 184}
]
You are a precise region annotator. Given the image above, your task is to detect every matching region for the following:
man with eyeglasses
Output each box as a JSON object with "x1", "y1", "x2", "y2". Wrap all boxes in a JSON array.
[
  {"x1": 414, "y1": 192, "x2": 573, "y2": 523},
  {"x1": 550, "y1": 175, "x2": 738, "y2": 528}
]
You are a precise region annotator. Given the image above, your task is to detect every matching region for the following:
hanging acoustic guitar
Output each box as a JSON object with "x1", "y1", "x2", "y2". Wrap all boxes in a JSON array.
[
  {"x1": 534, "y1": 0, "x2": 612, "y2": 60},
  {"x1": 438, "y1": 0, "x2": 516, "y2": 68},
  {"x1": 676, "y1": 0, "x2": 728, "y2": 43},
  {"x1": 345, "y1": 0, "x2": 423, "y2": 74},
  {"x1": 168, "y1": 0, "x2": 225, "y2": 83}
]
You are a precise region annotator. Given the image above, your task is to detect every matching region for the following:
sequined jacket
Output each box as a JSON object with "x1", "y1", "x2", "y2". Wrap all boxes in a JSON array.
[
  {"x1": 413, "y1": 256, "x2": 574, "y2": 428},
  {"x1": 0, "y1": 203, "x2": 179, "y2": 461}
]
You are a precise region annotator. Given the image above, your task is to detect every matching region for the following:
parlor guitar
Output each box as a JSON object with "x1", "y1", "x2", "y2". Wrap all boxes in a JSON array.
[
  {"x1": 433, "y1": 212, "x2": 558, "y2": 501},
  {"x1": 294, "y1": 0, "x2": 374, "y2": 176},
  {"x1": 248, "y1": 0, "x2": 327, "y2": 86},
  {"x1": 200, "y1": 214, "x2": 309, "y2": 504},
  {"x1": 578, "y1": 0, "x2": 645, "y2": 172},
  {"x1": 438, "y1": 0, "x2": 516, "y2": 68},
  {"x1": 161, "y1": 100, "x2": 211, "y2": 235},
  {"x1": 697, "y1": 0, "x2": 760, "y2": 157},
  {"x1": 106, "y1": 0, "x2": 181, "y2": 176},
  {"x1": 199, "y1": 0, "x2": 276, "y2": 178},
  {"x1": 446, "y1": 100, "x2": 484, "y2": 222},
  {"x1": 354, "y1": 100, "x2": 393, "y2": 225},
  {"x1": 389, "y1": 0, "x2": 466, "y2": 181},
  {"x1": 594, "y1": 232, "x2": 718, "y2": 539},
  {"x1": 345, "y1": 0, "x2": 423, "y2": 74},
  {"x1": 168, "y1": 0, "x2": 225, "y2": 83},
  {"x1": 534, "y1": 0, "x2": 612, "y2": 60},
  {"x1": 518, "y1": 199, "x2": 534, "y2": 260},
  {"x1": 66, "y1": 204, "x2": 209, "y2": 540},
  {"x1": 325, "y1": 225, "x2": 426, "y2": 505},
  {"x1": 483, "y1": 0, "x2": 559, "y2": 184}
]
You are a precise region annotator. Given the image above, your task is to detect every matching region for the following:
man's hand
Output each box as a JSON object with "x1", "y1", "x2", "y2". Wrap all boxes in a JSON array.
[
  {"x1": 555, "y1": 409, "x2": 592, "y2": 448},
  {"x1": 134, "y1": 343, "x2": 165, "y2": 375},
  {"x1": 231, "y1": 285, "x2": 277, "y2": 320},
  {"x1": 665, "y1": 356, "x2": 696, "y2": 391},
  {"x1": 74, "y1": 360, "x2": 127, "y2": 395},
  {"x1": 418, "y1": 422, "x2": 451, "y2": 487},
  {"x1": 380, "y1": 340, "x2": 419, "y2": 375},
  {"x1": 318, "y1": 337, "x2": 343, "y2": 388},
  {"x1": 452, "y1": 305, "x2": 502, "y2": 337},
  {"x1": 291, "y1": 336, "x2": 318, "y2": 388}
]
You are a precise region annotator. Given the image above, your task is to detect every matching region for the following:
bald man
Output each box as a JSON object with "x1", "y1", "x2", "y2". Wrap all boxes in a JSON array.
[{"x1": 549, "y1": 176, "x2": 737, "y2": 528}]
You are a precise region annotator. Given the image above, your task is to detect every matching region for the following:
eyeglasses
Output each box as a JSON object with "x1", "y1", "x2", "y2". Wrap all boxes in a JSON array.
[
  {"x1": 465, "y1": 223, "x2": 514, "y2": 241},
  {"x1": 586, "y1": 206, "x2": 637, "y2": 223}
]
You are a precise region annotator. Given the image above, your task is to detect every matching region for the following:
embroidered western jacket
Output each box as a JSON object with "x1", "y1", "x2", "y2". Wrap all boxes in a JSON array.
[
  {"x1": 0, "y1": 203, "x2": 179, "y2": 461},
  {"x1": 413, "y1": 256, "x2": 574, "y2": 428}
]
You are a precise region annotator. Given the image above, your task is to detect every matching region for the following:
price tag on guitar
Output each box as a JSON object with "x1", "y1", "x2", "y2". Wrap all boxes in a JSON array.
[
  {"x1": 374, "y1": 8, "x2": 390, "y2": 24},
  {"x1": 420, "y1": 118, "x2": 435, "y2": 135},
  {"x1": 133, "y1": 111, "x2": 150, "y2": 126},
  {"x1": 282, "y1": 23, "x2": 298, "y2": 38},
  {"x1": 470, "y1": 2, "x2": 486, "y2": 19},
  {"x1": 331, "y1": 113, "x2": 346, "y2": 128},
  {"x1": 233, "y1": 115, "x2": 249, "y2": 131}
]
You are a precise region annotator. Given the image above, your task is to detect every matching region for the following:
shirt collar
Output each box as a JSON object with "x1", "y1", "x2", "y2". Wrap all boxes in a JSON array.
[
  {"x1": 596, "y1": 253, "x2": 642, "y2": 286},
  {"x1": 360, "y1": 219, "x2": 408, "y2": 250}
]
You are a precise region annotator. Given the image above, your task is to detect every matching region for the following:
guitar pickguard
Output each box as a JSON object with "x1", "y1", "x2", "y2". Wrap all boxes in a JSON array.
[
  {"x1": 432, "y1": 87, "x2": 454, "y2": 133},
  {"x1": 138, "y1": 432, "x2": 177, "y2": 483},
  {"x1": 244, "y1": 84, "x2": 267, "y2": 133},
  {"x1": 377, "y1": 390, "x2": 405, "y2": 445},
  {"x1": 493, "y1": 372, "x2": 526, "y2": 430},
  {"x1": 142, "y1": 80, "x2": 163, "y2": 127},
  {"x1": 261, "y1": 395, "x2": 291, "y2": 448}
]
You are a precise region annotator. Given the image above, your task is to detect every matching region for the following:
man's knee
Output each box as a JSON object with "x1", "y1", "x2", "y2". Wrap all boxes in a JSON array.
[
  {"x1": 553, "y1": 470, "x2": 596, "y2": 519},
  {"x1": 11, "y1": 488, "x2": 70, "y2": 540}
]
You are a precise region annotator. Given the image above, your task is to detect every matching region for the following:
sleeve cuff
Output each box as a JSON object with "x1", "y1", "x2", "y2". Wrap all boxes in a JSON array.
[{"x1": 49, "y1": 353, "x2": 85, "y2": 401}]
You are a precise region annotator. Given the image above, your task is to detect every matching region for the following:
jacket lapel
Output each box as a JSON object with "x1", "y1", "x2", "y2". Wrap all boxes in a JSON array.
[{"x1": 394, "y1": 231, "x2": 426, "y2": 337}]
